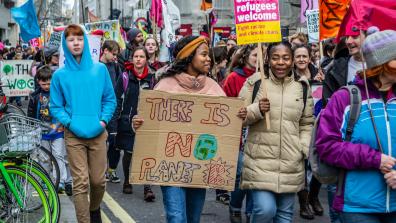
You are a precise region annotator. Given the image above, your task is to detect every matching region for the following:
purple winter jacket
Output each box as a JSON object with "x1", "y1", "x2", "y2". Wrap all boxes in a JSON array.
[{"x1": 316, "y1": 77, "x2": 396, "y2": 213}]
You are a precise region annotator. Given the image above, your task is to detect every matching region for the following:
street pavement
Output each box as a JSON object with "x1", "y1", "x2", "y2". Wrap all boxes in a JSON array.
[{"x1": 60, "y1": 164, "x2": 331, "y2": 223}]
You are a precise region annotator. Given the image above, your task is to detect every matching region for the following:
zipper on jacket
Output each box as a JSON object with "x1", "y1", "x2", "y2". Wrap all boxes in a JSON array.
[
  {"x1": 278, "y1": 83, "x2": 284, "y2": 190},
  {"x1": 384, "y1": 101, "x2": 392, "y2": 213}
]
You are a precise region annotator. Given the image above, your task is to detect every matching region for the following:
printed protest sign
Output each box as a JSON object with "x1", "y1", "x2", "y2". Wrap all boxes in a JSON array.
[
  {"x1": 59, "y1": 35, "x2": 101, "y2": 68},
  {"x1": 130, "y1": 90, "x2": 244, "y2": 190},
  {"x1": 85, "y1": 20, "x2": 126, "y2": 49},
  {"x1": 306, "y1": 9, "x2": 319, "y2": 43},
  {"x1": 300, "y1": 0, "x2": 318, "y2": 23},
  {"x1": 233, "y1": 0, "x2": 281, "y2": 44},
  {"x1": 48, "y1": 31, "x2": 62, "y2": 48},
  {"x1": 29, "y1": 38, "x2": 41, "y2": 48},
  {"x1": 0, "y1": 60, "x2": 34, "y2": 96}
]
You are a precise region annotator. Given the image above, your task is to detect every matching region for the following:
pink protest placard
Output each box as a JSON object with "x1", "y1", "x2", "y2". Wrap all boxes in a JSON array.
[{"x1": 234, "y1": 0, "x2": 282, "y2": 44}]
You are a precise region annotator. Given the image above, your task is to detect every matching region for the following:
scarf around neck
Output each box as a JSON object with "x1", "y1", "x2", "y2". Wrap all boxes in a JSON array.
[{"x1": 124, "y1": 61, "x2": 149, "y2": 80}]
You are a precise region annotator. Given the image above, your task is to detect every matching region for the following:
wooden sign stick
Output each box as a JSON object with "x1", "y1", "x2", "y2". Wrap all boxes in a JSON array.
[{"x1": 257, "y1": 43, "x2": 271, "y2": 130}]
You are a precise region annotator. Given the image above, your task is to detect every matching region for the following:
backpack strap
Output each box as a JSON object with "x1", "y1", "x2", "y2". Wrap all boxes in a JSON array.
[
  {"x1": 341, "y1": 85, "x2": 362, "y2": 142},
  {"x1": 251, "y1": 79, "x2": 262, "y2": 103},
  {"x1": 122, "y1": 72, "x2": 129, "y2": 93},
  {"x1": 337, "y1": 85, "x2": 361, "y2": 196},
  {"x1": 301, "y1": 81, "x2": 308, "y2": 113}
]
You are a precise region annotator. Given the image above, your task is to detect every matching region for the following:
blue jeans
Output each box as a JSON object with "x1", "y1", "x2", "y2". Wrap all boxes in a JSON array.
[
  {"x1": 161, "y1": 186, "x2": 206, "y2": 223},
  {"x1": 229, "y1": 150, "x2": 253, "y2": 216},
  {"x1": 250, "y1": 190, "x2": 295, "y2": 223},
  {"x1": 327, "y1": 184, "x2": 343, "y2": 223},
  {"x1": 340, "y1": 212, "x2": 396, "y2": 223}
]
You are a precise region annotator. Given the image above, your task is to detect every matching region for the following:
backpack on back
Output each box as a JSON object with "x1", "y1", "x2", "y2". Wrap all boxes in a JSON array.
[{"x1": 309, "y1": 85, "x2": 362, "y2": 184}]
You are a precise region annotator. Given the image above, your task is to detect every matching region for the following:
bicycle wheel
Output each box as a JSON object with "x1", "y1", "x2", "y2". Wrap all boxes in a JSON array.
[
  {"x1": 4, "y1": 104, "x2": 26, "y2": 116},
  {"x1": 8, "y1": 161, "x2": 60, "y2": 223},
  {"x1": 29, "y1": 146, "x2": 60, "y2": 191},
  {"x1": 2, "y1": 166, "x2": 51, "y2": 223}
]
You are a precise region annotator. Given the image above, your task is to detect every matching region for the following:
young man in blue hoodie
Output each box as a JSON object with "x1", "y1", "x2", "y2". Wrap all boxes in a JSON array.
[{"x1": 50, "y1": 24, "x2": 116, "y2": 223}]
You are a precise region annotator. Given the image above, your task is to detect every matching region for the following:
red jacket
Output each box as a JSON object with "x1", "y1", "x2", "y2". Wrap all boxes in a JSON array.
[{"x1": 223, "y1": 66, "x2": 255, "y2": 97}]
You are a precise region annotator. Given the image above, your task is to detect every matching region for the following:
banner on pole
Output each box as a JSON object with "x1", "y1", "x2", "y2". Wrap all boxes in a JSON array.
[
  {"x1": 233, "y1": 0, "x2": 281, "y2": 44},
  {"x1": 319, "y1": 0, "x2": 351, "y2": 40},
  {"x1": 306, "y1": 9, "x2": 319, "y2": 43},
  {"x1": 130, "y1": 90, "x2": 244, "y2": 190},
  {"x1": 0, "y1": 60, "x2": 34, "y2": 96}
]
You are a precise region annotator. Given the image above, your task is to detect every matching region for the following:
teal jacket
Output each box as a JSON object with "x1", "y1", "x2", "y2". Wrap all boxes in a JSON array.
[{"x1": 50, "y1": 29, "x2": 116, "y2": 139}]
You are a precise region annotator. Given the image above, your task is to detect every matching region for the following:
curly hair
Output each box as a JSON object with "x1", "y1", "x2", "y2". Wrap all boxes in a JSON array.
[
  {"x1": 161, "y1": 36, "x2": 202, "y2": 79},
  {"x1": 227, "y1": 44, "x2": 257, "y2": 73}
]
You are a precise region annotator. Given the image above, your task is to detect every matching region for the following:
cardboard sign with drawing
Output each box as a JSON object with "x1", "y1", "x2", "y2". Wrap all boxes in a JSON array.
[{"x1": 130, "y1": 90, "x2": 244, "y2": 191}]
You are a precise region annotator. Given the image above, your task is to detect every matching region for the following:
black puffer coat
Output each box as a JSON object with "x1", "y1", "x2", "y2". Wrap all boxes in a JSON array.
[{"x1": 111, "y1": 67, "x2": 155, "y2": 152}]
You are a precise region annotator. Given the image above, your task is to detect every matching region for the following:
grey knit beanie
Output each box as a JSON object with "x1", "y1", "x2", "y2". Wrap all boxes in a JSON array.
[
  {"x1": 362, "y1": 27, "x2": 396, "y2": 69},
  {"x1": 126, "y1": 28, "x2": 142, "y2": 42}
]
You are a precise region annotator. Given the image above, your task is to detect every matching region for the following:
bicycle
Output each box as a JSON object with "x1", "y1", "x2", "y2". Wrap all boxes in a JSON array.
[
  {"x1": 0, "y1": 84, "x2": 60, "y2": 190},
  {"x1": 0, "y1": 114, "x2": 60, "y2": 223}
]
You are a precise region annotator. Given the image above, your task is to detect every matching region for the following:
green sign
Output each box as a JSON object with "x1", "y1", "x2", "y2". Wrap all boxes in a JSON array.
[{"x1": 0, "y1": 60, "x2": 34, "y2": 96}]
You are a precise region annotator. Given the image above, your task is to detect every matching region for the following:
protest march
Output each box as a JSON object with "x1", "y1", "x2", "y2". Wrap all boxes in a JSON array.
[{"x1": 0, "y1": 0, "x2": 396, "y2": 223}]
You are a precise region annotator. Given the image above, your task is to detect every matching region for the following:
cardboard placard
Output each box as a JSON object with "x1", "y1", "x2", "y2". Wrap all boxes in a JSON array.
[
  {"x1": 233, "y1": 0, "x2": 281, "y2": 45},
  {"x1": 306, "y1": 9, "x2": 319, "y2": 43},
  {"x1": 0, "y1": 60, "x2": 34, "y2": 96},
  {"x1": 130, "y1": 90, "x2": 244, "y2": 190}
]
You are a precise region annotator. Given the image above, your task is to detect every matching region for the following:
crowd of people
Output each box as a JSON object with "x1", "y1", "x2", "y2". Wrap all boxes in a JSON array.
[{"x1": 1, "y1": 23, "x2": 396, "y2": 223}]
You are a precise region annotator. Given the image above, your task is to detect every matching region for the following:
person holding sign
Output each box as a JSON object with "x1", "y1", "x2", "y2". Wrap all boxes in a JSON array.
[
  {"x1": 50, "y1": 24, "x2": 116, "y2": 223},
  {"x1": 132, "y1": 36, "x2": 247, "y2": 223},
  {"x1": 239, "y1": 41, "x2": 314, "y2": 223}
]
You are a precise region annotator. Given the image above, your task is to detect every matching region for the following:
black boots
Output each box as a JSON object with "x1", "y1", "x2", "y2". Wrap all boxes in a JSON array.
[
  {"x1": 298, "y1": 189, "x2": 315, "y2": 220},
  {"x1": 309, "y1": 177, "x2": 324, "y2": 216},
  {"x1": 90, "y1": 208, "x2": 102, "y2": 223}
]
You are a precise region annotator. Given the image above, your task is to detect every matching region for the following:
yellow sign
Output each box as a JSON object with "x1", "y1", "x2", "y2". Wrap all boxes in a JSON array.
[{"x1": 234, "y1": 0, "x2": 282, "y2": 44}]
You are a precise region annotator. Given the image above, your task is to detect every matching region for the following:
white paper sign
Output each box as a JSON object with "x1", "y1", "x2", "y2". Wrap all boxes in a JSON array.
[{"x1": 306, "y1": 9, "x2": 319, "y2": 43}]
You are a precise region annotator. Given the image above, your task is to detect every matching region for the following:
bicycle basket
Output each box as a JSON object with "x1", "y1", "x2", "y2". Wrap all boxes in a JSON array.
[{"x1": 0, "y1": 114, "x2": 42, "y2": 156}]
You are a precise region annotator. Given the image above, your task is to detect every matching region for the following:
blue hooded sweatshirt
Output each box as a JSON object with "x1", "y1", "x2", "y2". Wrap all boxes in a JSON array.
[{"x1": 49, "y1": 29, "x2": 116, "y2": 139}]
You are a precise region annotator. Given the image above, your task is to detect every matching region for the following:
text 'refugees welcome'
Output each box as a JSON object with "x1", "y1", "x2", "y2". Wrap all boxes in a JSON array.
[{"x1": 234, "y1": 0, "x2": 279, "y2": 24}]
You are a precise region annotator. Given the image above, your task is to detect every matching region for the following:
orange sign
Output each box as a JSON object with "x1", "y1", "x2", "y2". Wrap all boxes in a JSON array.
[{"x1": 319, "y1": 0, "x2": 351, "y2": 40}]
